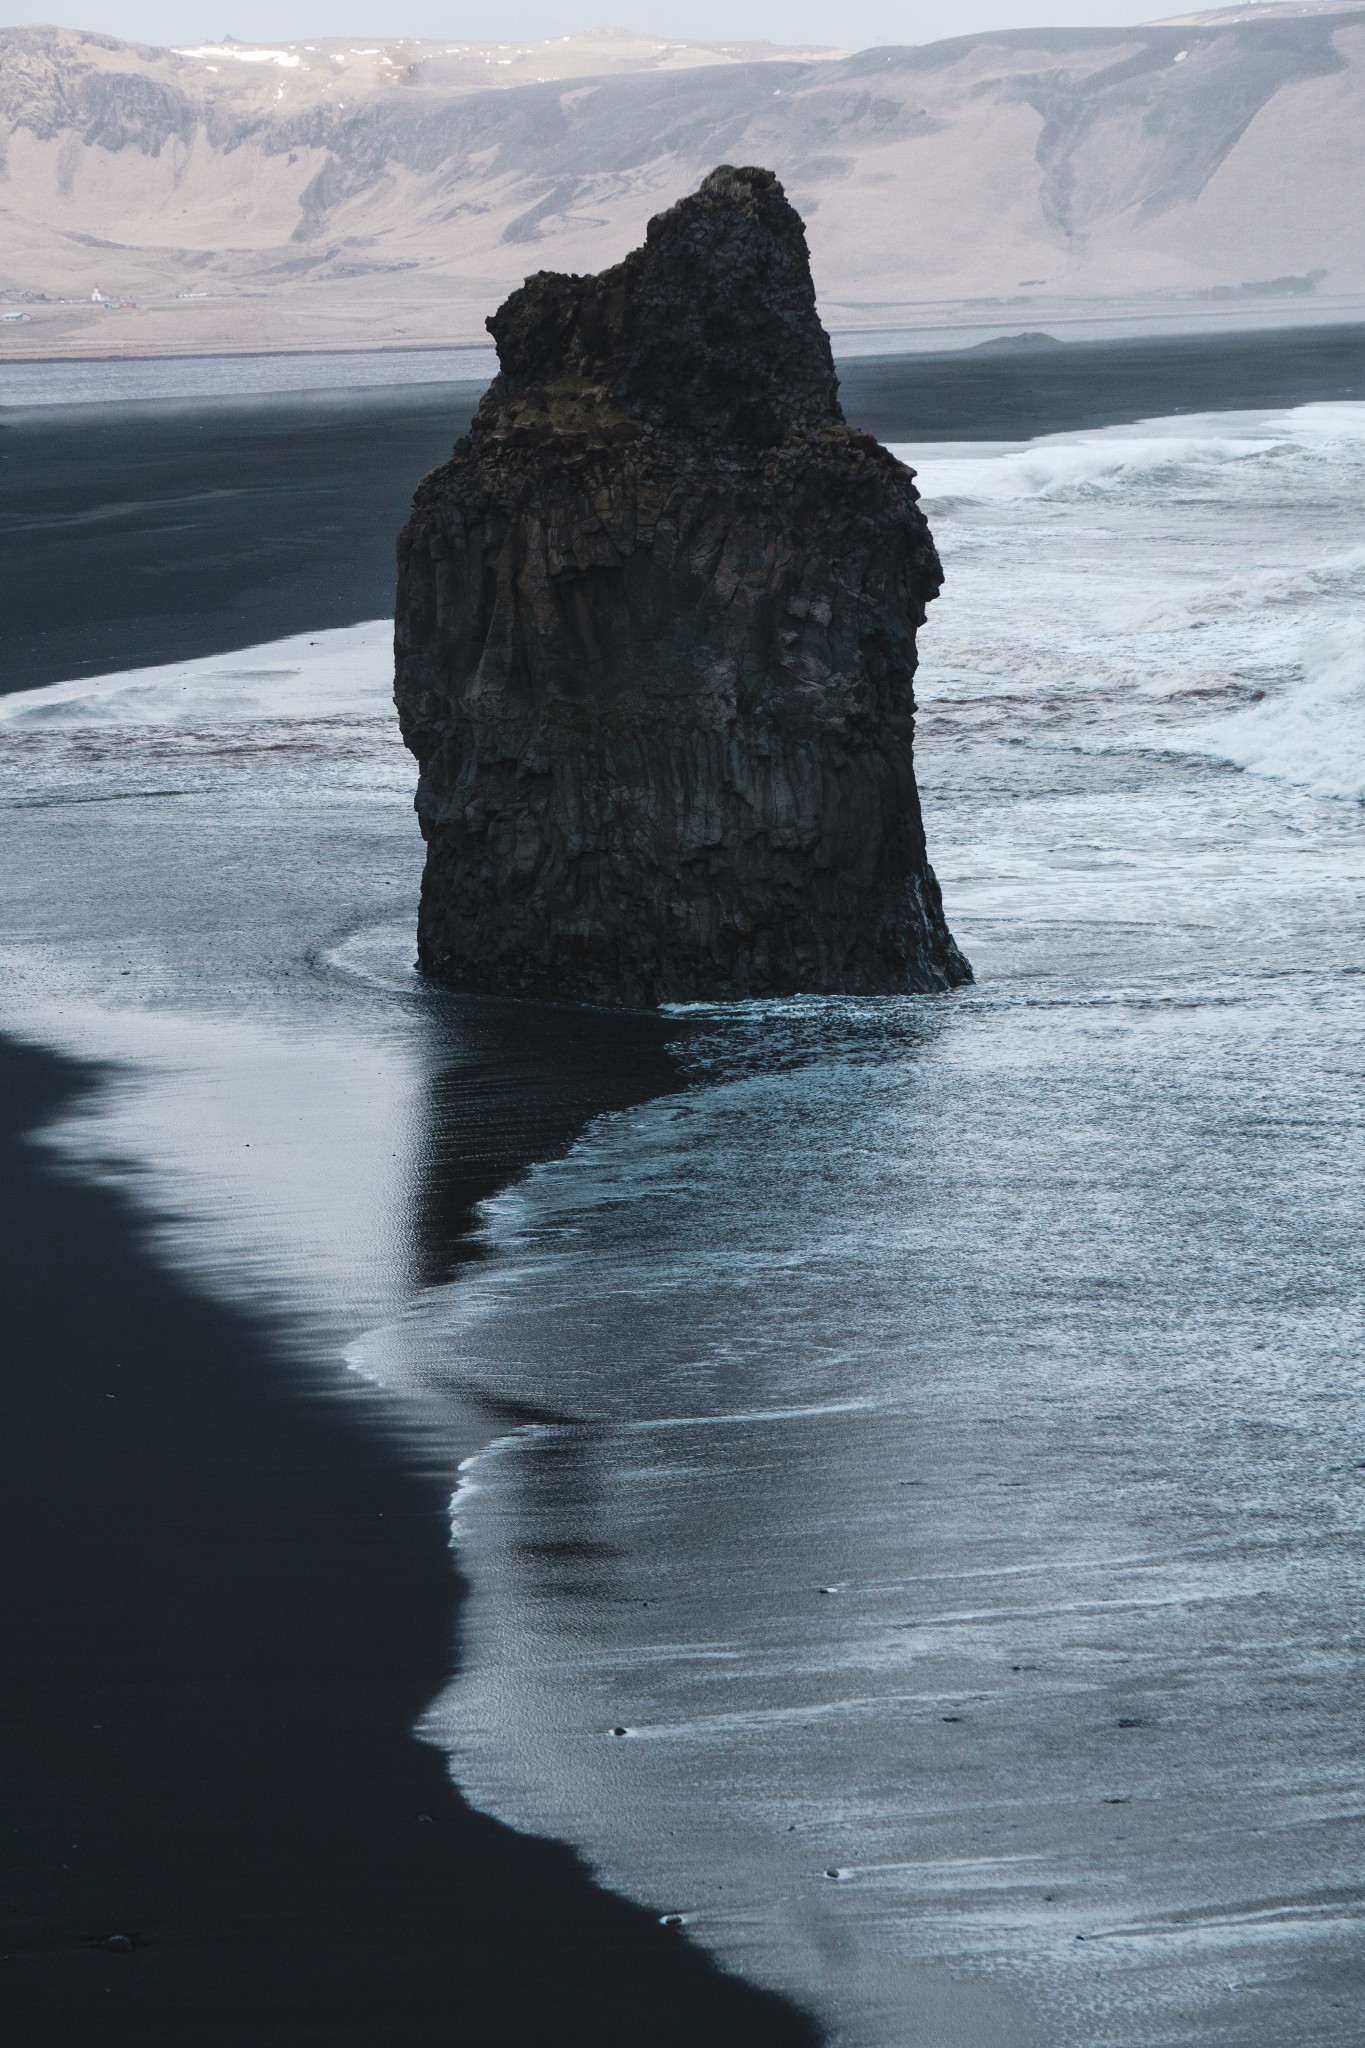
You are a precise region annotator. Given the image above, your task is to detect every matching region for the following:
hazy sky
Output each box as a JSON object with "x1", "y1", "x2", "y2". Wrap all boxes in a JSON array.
[{"x1": 3, "y1": 4, "x2": 1180, "y2": 54}]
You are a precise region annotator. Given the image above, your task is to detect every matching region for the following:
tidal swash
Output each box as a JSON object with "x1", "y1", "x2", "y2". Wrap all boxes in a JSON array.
[{"x1": 3, "y1": 401, "x2": 1362, "y2": 2045}]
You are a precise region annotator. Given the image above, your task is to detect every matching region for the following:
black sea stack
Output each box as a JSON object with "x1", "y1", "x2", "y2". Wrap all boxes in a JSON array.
[{"x1": 394, "y1": 164, "x2": 971, "y2": 1007}]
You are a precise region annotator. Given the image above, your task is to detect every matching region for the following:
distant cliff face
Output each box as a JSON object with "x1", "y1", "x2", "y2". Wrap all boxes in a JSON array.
[
  {"x1": 393, "y1": 166, "x2": 970, "y2": 1008},
  {"x1": 2, "y1": 15, "x2": 1363, "y2": 359}
]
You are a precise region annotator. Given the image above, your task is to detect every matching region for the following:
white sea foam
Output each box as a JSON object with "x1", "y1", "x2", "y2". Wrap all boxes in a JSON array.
[
  {"x1": 892, "y1": 400, "x2": 1365, "y2": 822},
  {"x1": 897, "y1": 401, "x2": 1365, "y2": 509},
  {"x1": 1111, "y1": 544, "x2": 1365, "y2": 634},
  {"x1": 906, "y1": 430, "x2": 1281, "y2": 506},
  {"x1": 1177, "y1": 624, "x2": 1365, "y2": 803},
  {"x1": 0, "y1": 619, "x2": 392, "y2": 730}
]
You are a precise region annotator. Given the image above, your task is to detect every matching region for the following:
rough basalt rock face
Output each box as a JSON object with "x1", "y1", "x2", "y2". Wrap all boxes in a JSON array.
[{"x1": 394, "y1": 163, "x2": 971, "y2": 1008}]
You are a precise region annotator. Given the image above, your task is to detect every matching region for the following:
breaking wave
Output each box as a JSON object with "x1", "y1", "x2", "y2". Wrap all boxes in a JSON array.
[
  {"x1": 1178, "y1": 625, "x2": 1365, "y2": 803},
  {"x1": 896, "y1": 401, "x2": 1365, "y2": 509}
]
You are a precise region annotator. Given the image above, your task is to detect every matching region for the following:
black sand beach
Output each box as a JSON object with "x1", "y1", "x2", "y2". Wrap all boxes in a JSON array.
[
  {"x1": 3, "y1": 321, "x2": 1362, "y2": 694},
  {"x1": 0, "y1": 1023, "x2": 818, "y2": 2046},
  {"x1": 0, "y1": 384, "x2": 485, "y2": 694},
  {"x1": 4, "y1": 322, "x2": 1362, "y2": 2046},
  {"x1": 840, "y1": 318, "x2": 1365, "y2": 445}
]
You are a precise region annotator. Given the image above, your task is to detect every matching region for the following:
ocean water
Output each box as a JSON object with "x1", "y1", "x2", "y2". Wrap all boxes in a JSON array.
[
  {"x1": 0, "y1": 344, "x2": 498, "y2": 410},
  {"x1": 365, "y1": 403, "x2": 1365, "y2": 2046},
  {"x1": 2, "y1": 402, "x2": 1362, "y2": 2045}
]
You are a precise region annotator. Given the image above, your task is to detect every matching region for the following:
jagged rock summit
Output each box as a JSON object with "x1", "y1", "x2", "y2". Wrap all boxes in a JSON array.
[{"x1": 394, "y1": 164, "x2": 971, "y2": 1008}]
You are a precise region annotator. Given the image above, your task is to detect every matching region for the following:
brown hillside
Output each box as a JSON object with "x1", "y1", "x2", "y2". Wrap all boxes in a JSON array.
[{"x1": 1, "y1": 11, "x2": 1362, "y2": 358}]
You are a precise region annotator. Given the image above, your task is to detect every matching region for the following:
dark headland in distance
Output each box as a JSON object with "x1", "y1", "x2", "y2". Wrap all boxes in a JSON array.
[
  {"x1": 0, "y1": 1024, "x2": 822, "y2": 2047},
  {"x1": 1, "y1": 319, "x2": 1361, "y2": 696}
]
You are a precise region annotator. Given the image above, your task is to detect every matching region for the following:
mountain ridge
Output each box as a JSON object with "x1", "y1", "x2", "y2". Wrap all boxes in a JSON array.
[{"x1": 2, "y1": 11, "x2": 1362, "y2": 358}]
